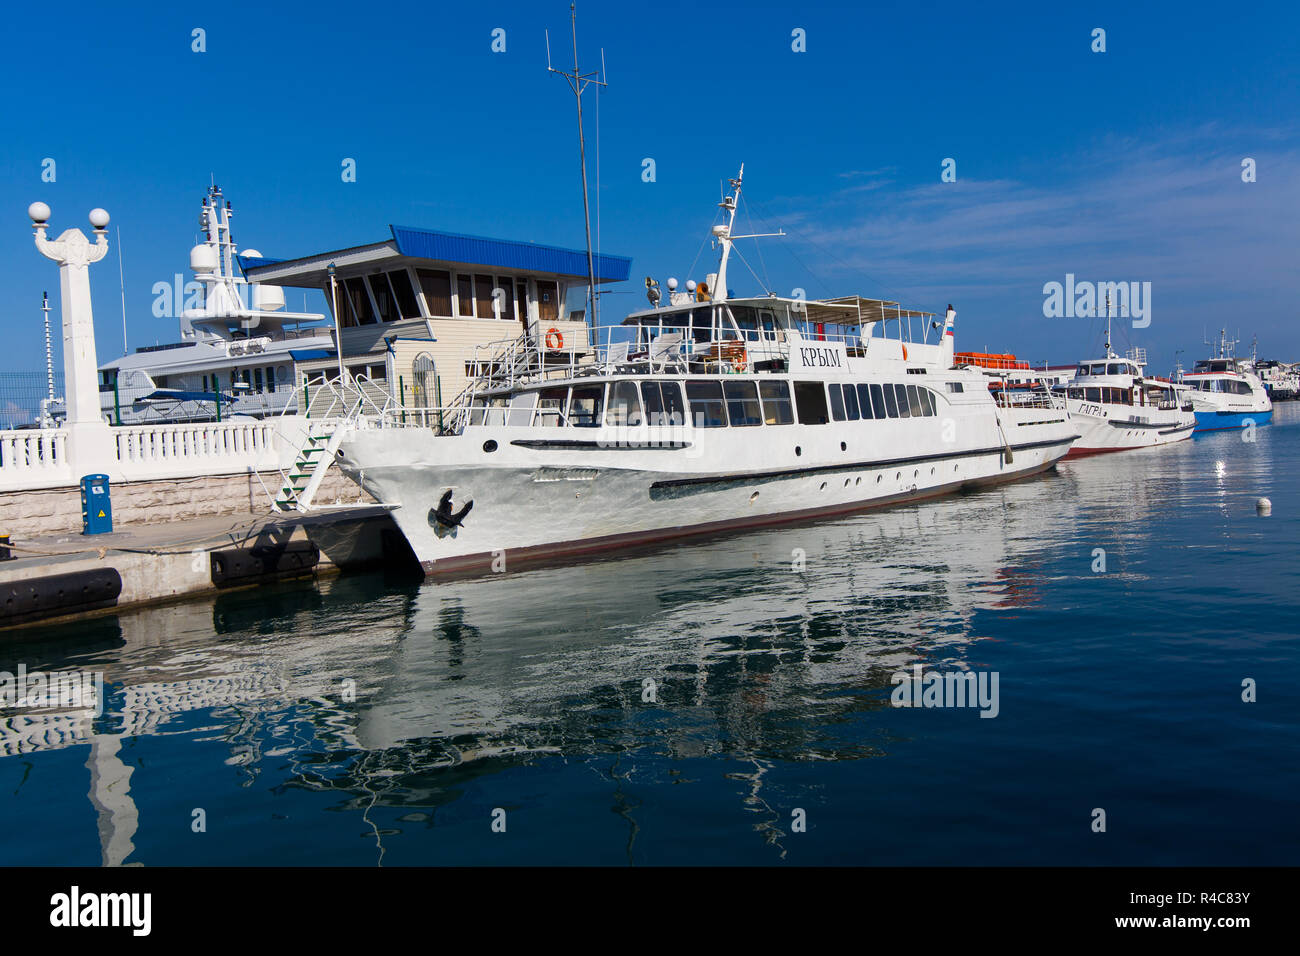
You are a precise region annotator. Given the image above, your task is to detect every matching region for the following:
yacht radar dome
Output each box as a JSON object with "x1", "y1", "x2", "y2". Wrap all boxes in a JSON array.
[
  {"x1": 242, "y1": 249, "x2": 262, "y2": 258},
  {"x1": 190, "y1": 244, "x2": 218, "y2": 274}
]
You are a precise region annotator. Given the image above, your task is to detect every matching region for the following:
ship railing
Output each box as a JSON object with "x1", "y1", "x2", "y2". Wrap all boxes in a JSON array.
[{"x1": 373, "y1": 405, "x2": 470, "y2": 435}]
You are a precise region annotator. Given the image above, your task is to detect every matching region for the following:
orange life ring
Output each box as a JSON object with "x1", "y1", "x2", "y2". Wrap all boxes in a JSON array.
[
  {"x1": 545, "y1": 328, "x2": 564, "y2": 350},
  {"x1": 902, "y1": 344, "x2": 908, "y2": 361}
]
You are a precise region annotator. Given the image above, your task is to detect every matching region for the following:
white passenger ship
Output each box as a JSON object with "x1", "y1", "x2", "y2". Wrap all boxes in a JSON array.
[
  {"x1": 334, "y1": 170, "x2": 1080, "y2": 573},
  {"x1": 1180, "y1": 330, "x2": 1273, "y2": 430},
  {"x1": 97, "y1": 185, "x2": 331, "y2": 424},
  {"x1": 1054, "y1": 341, "x2": 1196, "y2": 457}
]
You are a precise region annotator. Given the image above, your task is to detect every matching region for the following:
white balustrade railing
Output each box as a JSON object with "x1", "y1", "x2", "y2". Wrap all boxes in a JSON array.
[
  {"x1": 0, "y1": 420, "x2": 286, "y2": 492},
  {"x1": 0, "y1": 428, "x2": 74, "y2": 491},
  {"x1": 114, "y1": 421, "x2": 281, "y2": 481}
]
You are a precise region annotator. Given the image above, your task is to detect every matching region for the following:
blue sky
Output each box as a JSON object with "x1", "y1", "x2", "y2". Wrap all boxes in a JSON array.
[{"x1": 3, "y1": 0, "x2": 1298, "y2": 380}]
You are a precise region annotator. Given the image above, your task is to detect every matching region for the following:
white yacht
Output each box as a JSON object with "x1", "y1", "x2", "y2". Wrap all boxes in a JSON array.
[
  {"x1": 331, "y1": 169, "x2": 1080, "y2": 574},
  {"x1": 1180, "y1": 330, "x2": 1273, "y2": 431},
  {"x1": 1054, "y1": 336, "x2": 1196, "y2": 457},
  {"x1": 97, "y1": 185, "x2": 332, "y2": 424}
]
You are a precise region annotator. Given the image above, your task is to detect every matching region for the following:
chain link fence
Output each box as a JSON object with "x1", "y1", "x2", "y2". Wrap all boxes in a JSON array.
[{"x1": 0, "y1": 371, "x2": 65, "y2": 429}]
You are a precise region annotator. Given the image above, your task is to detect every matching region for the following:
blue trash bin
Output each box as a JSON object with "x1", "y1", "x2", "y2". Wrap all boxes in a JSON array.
[{"x1": 80, "y1": 474, "x2": 113, "y2": 535}]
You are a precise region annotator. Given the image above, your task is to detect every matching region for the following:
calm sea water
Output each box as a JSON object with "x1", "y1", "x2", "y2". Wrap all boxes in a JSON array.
[{"x1": 3, "y1": 405, "x2": 1297, "y2": 866}]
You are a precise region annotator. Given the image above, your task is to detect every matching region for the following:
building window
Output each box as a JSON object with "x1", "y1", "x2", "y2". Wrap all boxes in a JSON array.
[
  {"x1": 368, "y1": 274, "x2": 397, "y2": 323},
  {"x1": 417, "y1": 269, "x2": 452, "y2": 317},
  {"x1": 515, "y1": 279, "x2": 530, "y2": 327},
  {"x1": 388, "y1": 270, "x2": 419, "y2": 319},
  {"x1": 457, "y1": 274, "x2": 474, "y2": 317},
  {"x1": 343, "y1": 278, "x2": 376, "y2": 325},
  {"x1": 474, "y1": 275, "x2": 496, "y2": 319},
  {"x1": 496, "y1": 278, "x2": 515, "y2": 322}
]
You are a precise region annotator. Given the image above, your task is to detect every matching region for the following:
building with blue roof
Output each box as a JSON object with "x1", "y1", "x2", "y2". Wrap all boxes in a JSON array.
[{"x1": 242, "y1": 226, "x2": 632, "y2": 410}]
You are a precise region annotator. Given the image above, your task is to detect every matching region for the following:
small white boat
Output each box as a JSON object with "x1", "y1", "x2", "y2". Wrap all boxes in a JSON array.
[
  {"x1": 1056, "y1": 349, "x2": 1196, "y2": 457},
  {"x1": 1180, "y1": 330, "x2": 1274, "y2": 431}
]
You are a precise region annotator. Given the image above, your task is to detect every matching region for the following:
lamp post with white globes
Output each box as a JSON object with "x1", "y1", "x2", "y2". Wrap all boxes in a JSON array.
[{"x1": 30, "y1": 202, "x2": 117, "y2": 473}]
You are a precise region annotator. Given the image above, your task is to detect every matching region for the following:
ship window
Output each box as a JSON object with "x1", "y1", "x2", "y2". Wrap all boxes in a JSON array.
[
  {"x1": 1090, "y1": 364, "x2": 1106, "y2": 375},
  {"x1": 536, "y1": 280, "x2": 560, "y2": 322},
  {"x1": 843, "y1": 382, "x2": 861, "y2": 420},
  {"x1": 1107, "y1": 363, "x2": 1124, "y2": 375},
  {"x1": 1077, "y1": 365, "x2": 1089, "y2": 377},
  {"x1": 417, "y1": 269, "x2": 453, "y2": 317},
  {"x1": 882, "y1": 384, "x2": 899, "y2": 417},
  {"x1": 946, "y1": 382, "x2": 963, "y2": 393},
  {"x1": 388, "y1": 270, "x2": 419, "y2": 319},
  {"x1": 907, "y1": 384, "x2": 925, "y2": 417},
  {"x1": 918, "y1": 388, "x2": 935, "y2": 416},
  {"x1": 894, "y1": 384, "x2": 911, "y2": 418},
  {"x1": 1086, "y1": 387, "x2": 1101, "y2": 402},
  {"x1": 723, "y1": 380, "x2": 762, "y2": 426},
  {"x1": 759, "y1": 380, "x2": 794, "y2": 425},
  {"x1": 642, "y1": 380, "x2": 686, "y2": 426},
  {"x1": 254, "y1": 368, "x2": 264, "y2": 392},
  {"x1": 606, "y1": 381, "x2": 643, "y2": 426},
  {"x1": 568, "y1": 385, "x2": 604, "y2": 427},
  {"x1": 344, "y1": 278, "x2": 376, "y2": 325},
  {"x1": 534, "y1": 387, "x2": 569, "y2": 427},
  {"x1": 733, "y1": 307, "x2": 760, "y2": 341},
  {"x1": 457, "y1": 274, "x2": 474, "y2": 316},
  {"x1": 828, "y1": 383, "x2": 847, "y2": 421},
  {"x1": 865, "y1": 383, "x2": 883, "y2": 418},
  {"x1": 857, "y1": 384, "x2": 873, "y2": 419},
  {"x1": 689, "y1": 308, "x2": 714, "y2": 345},
  {"x1": 686, "y1": 380, "x2": 727, "y2": 428},
  {"x1": 794, "y1": 381, "x2": 829, "y2": 424}
]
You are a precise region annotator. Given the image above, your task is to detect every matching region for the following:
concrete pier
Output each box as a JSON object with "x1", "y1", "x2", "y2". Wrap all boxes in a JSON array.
[{"x1": 0, "y1": 505, "x2": 416, "y2": 636}]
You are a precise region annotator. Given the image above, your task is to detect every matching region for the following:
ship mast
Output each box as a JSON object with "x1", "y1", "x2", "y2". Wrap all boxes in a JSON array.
[{"x1": 547, "y1": 3, "x2": 606, "y2": 335}]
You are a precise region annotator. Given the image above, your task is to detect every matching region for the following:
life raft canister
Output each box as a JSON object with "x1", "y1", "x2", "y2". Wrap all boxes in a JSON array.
[{"x1": 545, "y1": 328, "x2": 564, "y2": 350}]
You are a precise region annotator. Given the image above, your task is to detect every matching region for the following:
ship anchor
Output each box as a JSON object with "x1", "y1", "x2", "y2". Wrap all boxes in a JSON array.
[{"x1": 430, "y1": 489, "x2": 473, "y2": 531}]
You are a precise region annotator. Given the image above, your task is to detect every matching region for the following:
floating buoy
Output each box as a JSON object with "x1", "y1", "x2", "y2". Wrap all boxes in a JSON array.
[{"x1": 1256, "y1": 497, "x2": 1272, "y2": 516}]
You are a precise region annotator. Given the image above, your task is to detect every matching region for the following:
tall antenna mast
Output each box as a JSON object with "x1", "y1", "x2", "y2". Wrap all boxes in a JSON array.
[
  {"x1": 42, "y1": 291, "x2": 55, "y2": 407},
  {"x1": 547, "y1": 3, "x2": 606, "y2": 336},
  {"x1": 117, "y1": 226, "x2": 128, "y2": 356}
]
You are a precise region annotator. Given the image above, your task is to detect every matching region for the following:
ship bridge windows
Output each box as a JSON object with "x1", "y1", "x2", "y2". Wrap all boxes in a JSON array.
[
  {"x1": 642, "y1": 380, "x2": 686, "y2": 426},
  {"x1": 534, "y1": 386, "x2": 569, "y2": 426},
  {"x1": 568, "y1": 385, "x2": 604, "y2": 426},
  {"x1": 605, "y1": 380, "x2": 643, "y2": 426},
  {"x1": 728, "y1": 306, "x2": 780, "y2": 343},
  {"x1": 759, "y1": 380, "x2": 794, "y2": 424}
]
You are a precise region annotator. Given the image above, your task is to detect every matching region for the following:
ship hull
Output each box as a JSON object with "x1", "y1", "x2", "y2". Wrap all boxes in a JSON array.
[
  {"x1": 339, "y1": 416, "x2": 1076, "y2": 576},
  {"x1": 1193, "y1": 408, "x2": 1273, "y2": 431}
]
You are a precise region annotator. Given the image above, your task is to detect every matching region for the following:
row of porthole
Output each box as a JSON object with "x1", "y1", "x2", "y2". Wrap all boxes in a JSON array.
[{"x1": 815, "y1": 464, "x2": 947, "y2": 491}]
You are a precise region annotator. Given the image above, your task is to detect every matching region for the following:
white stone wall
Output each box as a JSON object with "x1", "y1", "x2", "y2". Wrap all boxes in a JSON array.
[{"x1": 0, "y1": 466, "x2": 368, "y2": 539}]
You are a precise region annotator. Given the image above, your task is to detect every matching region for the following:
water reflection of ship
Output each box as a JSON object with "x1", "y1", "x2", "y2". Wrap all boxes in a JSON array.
[{"x1": 1, "y1": 476, "x2": 1085, "y2": 861}]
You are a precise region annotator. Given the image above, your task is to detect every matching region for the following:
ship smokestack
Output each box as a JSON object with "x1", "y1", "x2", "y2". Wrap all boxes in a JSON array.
[{"x1": 941, "y1": 304, "x2": 956, "y2": 368}]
